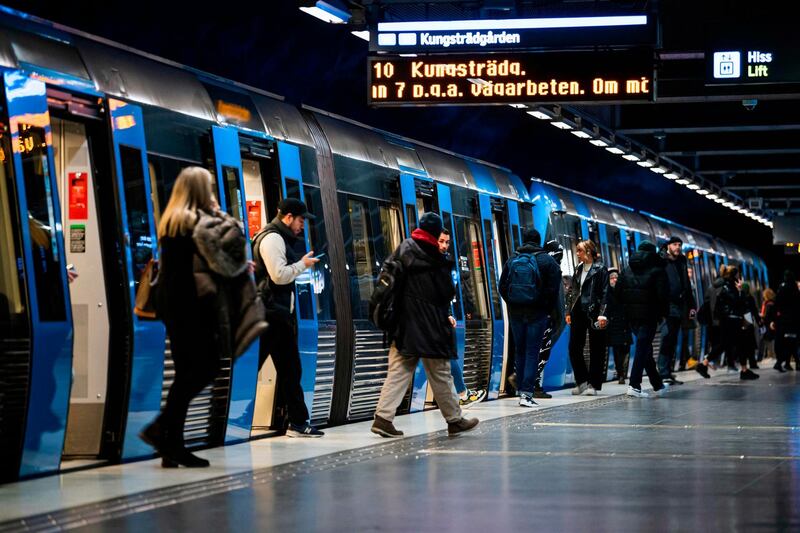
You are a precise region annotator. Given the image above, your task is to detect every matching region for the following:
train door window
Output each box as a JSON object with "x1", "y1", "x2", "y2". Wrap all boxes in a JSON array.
[
  {"x1": 18, "y1": 125, "x2": 66, "y2": 321},
  {"x1": 416, "y1": 196, "x2": 426, "y2": 218},
  {"x1": 606, "y1": 226, "x2": 622, "y2": 270},
  {"x1": 454, "y1": 217, "x2": 489, "y2": 321},
  {"x1": 222, "y1": 166, "x2": 243, "y2": 221},
  {"x1": 302, "y1": 185, "x2": 334, "y2": 321},
  {"x1": 348, "y1": 199, "x2": 375, "y2": 311},
  {"x1": 405, "y1": 204, "x2": 417, "y2": 233},
  {"x1": 118, "y1": 146, "x2": 153, "y2": 293},
  {"x1": 0, "y1": 128, "x2": 27, "y2": 331},
  {"x1": 587, "y1": 221, "x2": 602, "y2": 262},
  {"x1": 51, "y1": 117, "x2": 111, "y2": 457},
  {"x1": 442, "y1": 211, "x2": 462, "y2": 321},
  {"x1": 550, "y1": 212, "x2": 580, "y2": 275},
  {"x1": 519, "y1": 203, "x2": 534, "y2": 233},
  {"x1": 627, "y1": 233, "x2": 638, "y2": 261},
  {"x1": 242, "y1": 158, "x2": 268, "y2": 235},
  {"x1": 379, "y1": 204, "x2": 404, "y2": 253},
  {"x1": 483, "y1": 220, "x2": 503, "y2": 317},
  {"x1": 147, "y1": 155, "x2": 205, "y2": 226}
]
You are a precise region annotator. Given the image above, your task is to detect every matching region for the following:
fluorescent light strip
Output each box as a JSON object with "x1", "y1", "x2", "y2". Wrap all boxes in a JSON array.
[
  {"x1": 650, "y1": 166, "x2": 667, "y2": 174},
  {"x1": 686, "y1": 183, "x2": 700, "y2": 190},
  {"x1": 676, "y1": 178, "x2": 691, "y2": 185},
  {"x1": 696, "y1": 189, "x2": 710, "y2": 195},
  {"x1": 590, "y1": 139, "x2": 609, "y2": 147},
  {"x1": 623, "y1": 154, "x2": 641, "y2": 161},
  {"x1": 378, "y1": 15, "x2": 647, "y2": 32},
  {"x1": 605, "y1": 147, "x2": 625, "y2": 155},
  {"x1": 664, "y1": 173, "x2": 680, "y2": 180},
  {"x1": 351, "y1": 30, "x2": 370, "y2": 41},
  {"x1": 571, "y1": 130, "x2": 592, "y2": 139},
  {"x1": 550, "y1": 120, "x2": 573, "y2": 130},
  {"x1": 707, "y1": 193, "x2": 719, "y2": 200},
  {"x1": 637, "y1": 160, "x2": 655, "y2": 167},
  {"x1": 508, "y1": 104, "x2": 527, "y2": 109},
  {"x1": 527, "y1": 110, "x2": 551, "y2": 120}
]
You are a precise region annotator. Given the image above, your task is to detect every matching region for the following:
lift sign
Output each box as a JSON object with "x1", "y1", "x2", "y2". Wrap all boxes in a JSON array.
[{"x1": 368, "y1": 51, "x2": 654, "y2": 106}]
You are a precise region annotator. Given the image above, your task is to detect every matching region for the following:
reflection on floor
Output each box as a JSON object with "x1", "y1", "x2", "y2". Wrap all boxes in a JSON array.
[{"x1": 2, "y1": 362, "x2": 797, "y2": 532}]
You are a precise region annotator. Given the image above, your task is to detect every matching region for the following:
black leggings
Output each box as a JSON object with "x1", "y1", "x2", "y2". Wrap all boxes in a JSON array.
[{"x1": 162, "y1": 325, "x2": 221, "y2": 448}]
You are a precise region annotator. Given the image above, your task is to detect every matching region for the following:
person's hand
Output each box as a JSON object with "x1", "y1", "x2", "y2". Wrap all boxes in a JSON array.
[
  {"x1": 247, "y1": 260, "x2": 256, "y2": 274},
  {"x1": 689, "y1": 308, "x2": 697, "y2": 319},
  {"x1": 67, "y1": 269, "x2": 78, "y2": 283},
  {"x1": 565, "y1": 314, "x2": 571, "y2": 326},
  {"x1": 770, "y1": 322, "x2": 777, "y2": 331},
  {"x1": 597, "y1": 317, "x2": 608, "y2": 329},
  {"x1": 448, "y1": 316, "x2": 456, "y2": 328},
  {"x1": 302, "y1": 251, "x2": 320, "y2": 268}
]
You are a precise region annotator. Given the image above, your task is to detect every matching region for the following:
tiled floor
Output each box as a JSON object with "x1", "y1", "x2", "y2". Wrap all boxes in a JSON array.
[{"x1": 4, "y1": 363, "x2": 794, "y2": 532}]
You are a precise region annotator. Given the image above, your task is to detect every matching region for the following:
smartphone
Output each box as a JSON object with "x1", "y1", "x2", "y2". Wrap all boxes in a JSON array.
[{"x1": 314, "y1": 252, "x2": 327, "y2": 262}]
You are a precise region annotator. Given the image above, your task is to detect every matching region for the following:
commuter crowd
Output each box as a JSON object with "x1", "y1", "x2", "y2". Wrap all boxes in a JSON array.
[{"x1": 137, "y1": 167, "x2": 799, "y2": 467}]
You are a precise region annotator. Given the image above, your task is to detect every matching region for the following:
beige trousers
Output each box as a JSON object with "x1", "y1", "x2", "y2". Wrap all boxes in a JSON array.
[{"x1": 375, "y1": 344, "x2": 462, "y2": 423}]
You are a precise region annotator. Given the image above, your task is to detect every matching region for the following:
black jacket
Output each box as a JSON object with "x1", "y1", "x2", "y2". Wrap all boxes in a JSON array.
[
  {"x1": 705, "y1": 276, "x2": 726, "y2": 327},
  {"x1": 393, "y1": 235, "x2": 457, "y2": 359},
  {"x1": 715, "y1": 279, "x2": 745, "y2": 324},
  {"x1": 606, "y1": 281, "x2": 632, "y2": 345},
  {"x1": 616, "y1": 249, "x2": 669, "y2": 326},
  {"x1": 776, "y1": 281, "x2": 800, "y2": 333},
  {"x1": 499, "y1": 242, "x2": 562, "y2": 319},
  {"x1": 662, "y1": 253, "x2": 697, "y2": 320},
  {"x1": 566, "y1": 261, "x2": 610, "y2": 320}
]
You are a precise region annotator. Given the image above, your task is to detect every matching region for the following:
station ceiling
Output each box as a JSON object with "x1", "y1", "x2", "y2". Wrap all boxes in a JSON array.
[{"x1": 344, "y1": 0, "x2": 800, "y2": 218}]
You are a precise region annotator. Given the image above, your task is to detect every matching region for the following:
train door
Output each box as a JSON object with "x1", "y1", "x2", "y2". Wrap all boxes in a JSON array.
[
  {"x1": 2, "y1": 73, "x2": 73, "y2": 478},
  {"x1": 497, "y1": 200, "x2": 522, "y2": 395},
  {"x1": 49, "y1": 105, "x2": 113, "y2": 463}
]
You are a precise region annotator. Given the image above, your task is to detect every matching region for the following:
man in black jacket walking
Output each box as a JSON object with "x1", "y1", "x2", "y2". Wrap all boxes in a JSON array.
[
  {"x1": 371, "y1": 213, "x2": 478, "y2": 438},
  {"x1": 617, "y1": 241, "x2": 668, "y2": 398},
  {"x1": 499, "y1": 228, "x2": 561, "y2": 407},
  {"x1": 658, "y1": 236, "x2": 697, "y2": 384}
]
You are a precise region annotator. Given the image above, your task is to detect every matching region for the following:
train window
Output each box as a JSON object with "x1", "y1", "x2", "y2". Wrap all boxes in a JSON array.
[
  {"x1": 416, "y1": 197, "x2": 426, "y2": 218},
  {"x1": 19, "y1": 125, "x2": 66, "y2": 321},
  {"x1": 285, "y1": 179, "x2": 301, "y2": 200},
  {"x1": 483, "y1": 220, "x2": 503, "y2": 317},
  {"x1": 626, "y1": 233, "x2": 638, "y2": 261},
  {"x1": 147, "y1": 154, "x2": 210, "y2": 226},
  {"x1": 242, "y1": 158, "x2": 268, "y2": 234},
  {"x1": 519, "y1": 204, "x2": 534, "y2": 232},
  {"x1": 142, "y1": 107, "x2": 211, "y2": 165},
  {"x1": 454, "y1": 216, "x2": 489, "y2": 321},
  {"x1": 0, "y1": 130, "x2": 28, "y2": 328},
  {"x1": 222, "y1": 166, "x2": 243, "y2": 221},
  {"x1": 442, "y1": 211, "x2": 463, "y2": 321},
  {"x1": 549, "y1": 212, "x2": 580, "y2": 275},
  {"x1": 303, "y1": 186, "x2": 334, "y2": 320},
  {"x1": 405, "y1": 204, "x2": 417, "y2": 233},
  {"x1": 119, "y1": 146, "x2": 154, "y2": 298},
  {"x1": 347, "y1": 198, "x2": 375, "y2": 313},
  {"x1": 379, "y1": 205, "x2": 404, "y2": 253},
  {"x1": 298, "y1": 146, "x2": 319, "y2": 187},
  {"x1": 606, "y1": 226, "x2": 622, "y2": 270}
]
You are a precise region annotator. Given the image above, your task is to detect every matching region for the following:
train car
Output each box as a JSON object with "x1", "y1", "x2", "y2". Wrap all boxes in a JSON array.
[{"x1": 0, "y1": 8, "x2": 768, "y2": 482}]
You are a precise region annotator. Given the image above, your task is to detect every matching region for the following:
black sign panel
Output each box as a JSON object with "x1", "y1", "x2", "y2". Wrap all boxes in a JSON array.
[{"x1": 368, "y1": 51, "x2": 654, "y2": 106}]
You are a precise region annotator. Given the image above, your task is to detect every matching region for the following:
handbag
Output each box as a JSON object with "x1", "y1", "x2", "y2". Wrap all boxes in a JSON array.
[{"x1": 133, "y1": 258, "x2": 160, "y2": 319}]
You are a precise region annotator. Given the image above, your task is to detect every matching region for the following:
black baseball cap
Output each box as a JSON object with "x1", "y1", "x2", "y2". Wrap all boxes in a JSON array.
[{"x1": 278, "y1": 198, "x2": 315, "y2": 220}]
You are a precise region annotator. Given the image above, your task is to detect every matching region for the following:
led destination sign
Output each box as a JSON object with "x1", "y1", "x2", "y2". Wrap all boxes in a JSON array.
[{"x1": 368, "y1": 51, "x2": 654, "y2": 106}]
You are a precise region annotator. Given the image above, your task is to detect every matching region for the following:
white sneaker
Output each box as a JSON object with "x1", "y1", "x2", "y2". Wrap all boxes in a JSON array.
[
  {"x1": 654, "y1": 382, "x2": 671, "y2": 396},
  {"x1": 518, "y1": 395, "x2": 538, "y2": 408},
  {"x1": 626, "y1": 386, "x2": 650, "y2": 398},
  {"x1": 571, "y1": 382, "x2": 589, "y2": 395},
  {"x1": 582, "y1": 385, "x2": 597, "y2": 396}
]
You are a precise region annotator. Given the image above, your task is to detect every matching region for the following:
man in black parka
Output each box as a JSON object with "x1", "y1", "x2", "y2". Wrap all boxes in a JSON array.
[
  {"x1": 658, "y1": 236, "x2": 697, "y2": 384},
  {"x1": 372, "y1": 213, "x2": 479, "y2": 438}
]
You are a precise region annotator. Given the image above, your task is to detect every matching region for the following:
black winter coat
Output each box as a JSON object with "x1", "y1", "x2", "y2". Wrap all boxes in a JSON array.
[
  {"x1": 616, "y1": 249, "x2": 669, "y2": 325},
  {"x1": 606, "y1": 282, "x2": 632, "y2": 345},
  {"x1": 661, "y1": 254, "x2": 697, "y2": 316},
  {"x1": 499, "y1": 242, "x2": 562, "y2": 319},
  {"x1": 566, "y1": 261, "x2": 609, "y2": 320},
  {"x1": 393, "y1": 236, "x2": 457, "y2": 359},
  {"x1": 715, "y1": 280, "x2": 745, "y2": 322},
  {"x1": 705, "y1": 277, "x2": 726, "y2": 327}
]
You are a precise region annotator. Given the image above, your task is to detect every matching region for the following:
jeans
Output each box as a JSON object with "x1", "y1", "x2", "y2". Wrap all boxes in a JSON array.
[
  {"x1": 658, "y1": 316, "x2": 682, "y2": 377},
  {"x1": 450, "y1": 357, "x2": 467, "y2": 394},
  {"x1": 629, "y1": 322, "x2": 663, "y2": 391},
  {"x1": 568, "y1": 310, "x2": 608, "y2": 390},
  {"x1": 510, "y1": 315, "x2": 549, "y2": 395}
]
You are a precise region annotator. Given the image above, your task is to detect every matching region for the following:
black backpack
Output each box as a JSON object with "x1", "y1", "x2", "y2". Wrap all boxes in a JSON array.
[
  {"x1": 251, "y1": 228, "x2": 274, "y2": 306},
  {"x1": 369, "y1": 251, "x2": 409, "y2": 332}
]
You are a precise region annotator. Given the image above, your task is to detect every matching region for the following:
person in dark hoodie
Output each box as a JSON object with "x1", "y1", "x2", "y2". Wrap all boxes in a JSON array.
[
  {"x1": 141, "y1": 167, "x2": 267, "y2": 467},
  {"x1": 774, "y1": 270, "x2": 800, "y2": 371},
  {"x1": 606, "y1": 267, "x2": 632, "y2": 384},
  {"x1": 616, "y1": 241, "x2": 668, "y2": 398},
  {"x1": 716, "y1": 266, "x2": 759, "y2": 380},
  {"x1": 371, "y1": 213, "x2": 478, "y2": 438},
  {"x1": 695, "y1": 265, "x2": 729, "y2": 378},
  {"x1": 658, "y1": 237, "x2": 696, "y2": 384},
  {"x1": 499, "y1": 228, "x2": 561, "y2": 407}
]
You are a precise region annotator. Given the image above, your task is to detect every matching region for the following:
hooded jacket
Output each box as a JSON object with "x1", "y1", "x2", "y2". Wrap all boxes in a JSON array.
[
  {"x1": 566, "y1": 261, "x2": 610, "y2": 320},
  {"x1": 616, "y1": 249, "x2": 669, "y2": 325},
  {"x1": 391, "y1": 229, "x2": 457, "y2": 359},
  {"x1": 499, "y1": 242, "x2": 562, "y2": 320},
  {"x1": 705, "y1": 276, "x2": 726, "y2": 327},
  {"x1": 715, "y1": 279, "x2": 746, "y2": 325},
  {"x1": 158, "y1": 210, "x2": 267, "y2": 360}
]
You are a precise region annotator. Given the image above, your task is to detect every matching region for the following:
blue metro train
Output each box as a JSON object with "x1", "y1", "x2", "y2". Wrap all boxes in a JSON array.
[{"x1": 0, "y1": 9, "x2": 767, "y2": 481}]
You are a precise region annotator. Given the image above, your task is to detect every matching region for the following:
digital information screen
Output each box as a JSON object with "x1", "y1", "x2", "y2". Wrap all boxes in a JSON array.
[{"x1": 368, "y1": 51, "x2": 654, "y2": 106}]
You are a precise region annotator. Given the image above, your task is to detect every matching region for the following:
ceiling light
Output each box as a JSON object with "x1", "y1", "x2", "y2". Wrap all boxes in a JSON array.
[
  {"x1": 351, "y1": 30, "x2": 370, "y2": 41},
  {"x1": 733, "y1": 205, "x2": 745, "y2": 212},
  {"x1": 590, "y1": 139, "x2": 609, "y2": 147},
  {"x1": 664, "y1": 173, "x2": 680, "y2": 180},
  {"x1": 650, "y1": 166, "x2": 667, "y2": 174},
  {"x1": 623, "y1": 153, "x2": 641, "y2": 161},
  {"x1": 637, "y1": 159, "x2": 655, "y2": 168},
  {"x1": 571, "y1": 130, "x2": 592, "y2": 139},
  {"x1": 696, "y1": 189, "x2": 710, "y2": 195},
  {"x1": 527, "y1": 110, "x2": 551, "y2": 120},
  {"x1": 550, "y1": 120, "x2": 573, "y2": 130},
  {"x1": 686, "y1": 183, "x2": 700, "y2": 190},
  {"x1": 605, "y1": 146, "x2": 625, "y2": 155},
  {"x1": 509, "y1": 104, "x2": 527, "y2": 109},
  {"x1": 722, "y1": 201, "x2": 734, "y2": 208},
  {"x1": 299, "y1": 1, "x2": 351, "y2": 24},
  {"x1": 713, "y1": 198, "x2": 725, "y2": 204},
  {"x1": 676, "y1": 178, "x2": 691, "y2": 185},
  {"x1": 707, "y1": 193, "x2": 719, "y2": 200},
  {"x1": 767, "y1": 222, "x2": 774, "y2": 228}
]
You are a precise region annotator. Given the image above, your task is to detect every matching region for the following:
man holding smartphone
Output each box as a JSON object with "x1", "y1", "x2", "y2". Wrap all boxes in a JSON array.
[{"x1": 252, "y1": 198, "x2": 323, "y2": 437}]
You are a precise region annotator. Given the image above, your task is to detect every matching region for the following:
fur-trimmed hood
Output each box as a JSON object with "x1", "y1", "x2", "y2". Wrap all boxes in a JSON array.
[{"x1": 193, "y1": 211, "x2": 248, "y2": 278}]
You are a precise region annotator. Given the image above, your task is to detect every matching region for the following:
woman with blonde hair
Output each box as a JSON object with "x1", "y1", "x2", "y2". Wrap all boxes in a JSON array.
[
  {"x1": 140, "y1": 167, "x2": 266, "y2": 467},
  {"x1": 565, "y1": 239, "x2": 610, "y2": 395}
]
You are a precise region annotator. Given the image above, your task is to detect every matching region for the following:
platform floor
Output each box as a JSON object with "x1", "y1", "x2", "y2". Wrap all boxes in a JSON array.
[{"x1": 2, "y1": 363, "x2": 798, "y2": 532}]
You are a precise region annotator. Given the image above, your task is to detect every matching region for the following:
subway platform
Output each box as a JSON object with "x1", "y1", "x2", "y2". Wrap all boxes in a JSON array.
[{"x1": 1, "y1": 364, "x2": 798, "y2": 532}]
